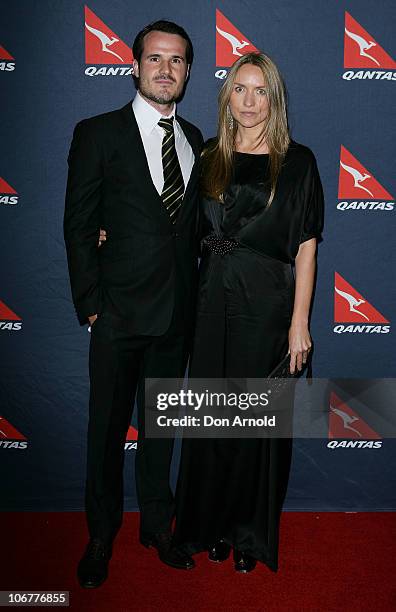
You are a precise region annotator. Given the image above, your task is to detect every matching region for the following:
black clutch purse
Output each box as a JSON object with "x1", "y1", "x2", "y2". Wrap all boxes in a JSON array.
[
  {"x1": 266, "y1": 353, "x2": 310, "y2": 399},
  {"x1": 268, "y1": 353, "x2": 295, "y2": 379}
]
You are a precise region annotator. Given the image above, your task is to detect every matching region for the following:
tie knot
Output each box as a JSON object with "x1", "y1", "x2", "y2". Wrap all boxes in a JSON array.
[{"x1": 158, "y1": 117, "x2": 174, "y2": 134}]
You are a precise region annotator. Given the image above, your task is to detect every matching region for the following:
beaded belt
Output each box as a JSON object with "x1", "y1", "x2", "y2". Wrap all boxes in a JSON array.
[{"x1": 202, "y1": 233, "x2": 239, "y2": 256}]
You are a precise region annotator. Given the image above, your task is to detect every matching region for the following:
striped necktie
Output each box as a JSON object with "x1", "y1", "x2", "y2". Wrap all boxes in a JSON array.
[{"x1": 158, "y1": 117, "x2": 185, "y2": 223}]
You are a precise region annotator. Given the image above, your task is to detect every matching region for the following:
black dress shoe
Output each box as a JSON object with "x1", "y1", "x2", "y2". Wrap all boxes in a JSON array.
[
  {"x1": 140, "y1": 532, "x2": 195, "y2": 570},
  {"x1": 208, "y1": 540, "x2": 231, "y2": 562},
  {"x1": 77, "y1": 538, "x2": 111, "y2": 588},
  {"x1": 233, "y1": 549, "x2": 257, "y2": 573}
]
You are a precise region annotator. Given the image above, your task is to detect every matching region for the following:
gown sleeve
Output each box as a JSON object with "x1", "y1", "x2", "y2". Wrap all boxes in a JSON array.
[{"x1": 300, "y1": 154, "x2": 324, "y2": 244}]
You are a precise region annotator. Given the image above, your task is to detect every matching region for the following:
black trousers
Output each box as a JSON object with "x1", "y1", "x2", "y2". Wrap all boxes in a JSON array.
[{"x1": 85, "y1": 311, "x2": 190, "y2": 546}]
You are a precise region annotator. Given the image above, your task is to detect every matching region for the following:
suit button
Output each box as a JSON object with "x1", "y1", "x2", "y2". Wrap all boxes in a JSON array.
[{"x1": 173, "y1": 232, "x2": 179, "y2": 238}]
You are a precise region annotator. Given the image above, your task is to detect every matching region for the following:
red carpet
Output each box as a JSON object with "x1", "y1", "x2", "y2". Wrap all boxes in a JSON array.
[{"x1": 3, "y1": 512, "x2": 395, "y2": 611}]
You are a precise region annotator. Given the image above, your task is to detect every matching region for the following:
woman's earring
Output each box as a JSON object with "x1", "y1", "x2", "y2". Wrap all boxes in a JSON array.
[{"x1": 227, "y1": 106, "x2": 233, "y2": 130}]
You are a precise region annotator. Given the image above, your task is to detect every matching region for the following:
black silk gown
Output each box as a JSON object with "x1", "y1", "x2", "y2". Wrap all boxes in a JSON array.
[{"x1": 174, "y1": 141, "x2": 324, "y2": 571}]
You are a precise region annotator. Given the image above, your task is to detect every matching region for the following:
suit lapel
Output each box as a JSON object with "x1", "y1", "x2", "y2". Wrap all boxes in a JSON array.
[
  {"x1": 119, "y1": 102, "x2": 173, "y2": 226},
  {"x1": 119, "y1": 103, "x2": 199, "y2": 228}
]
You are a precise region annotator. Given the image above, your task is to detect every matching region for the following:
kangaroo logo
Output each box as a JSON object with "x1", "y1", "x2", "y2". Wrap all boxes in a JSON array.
[
  {"x1": 334, "y1": 287, "x2": 369, "y2": 321},
  {"x1": 329, "y1": 392, "x2": 381, "y2": 440},
  {"x1": 216, "y1": 9, "x2": 258, "y2": 67},
  {"x1": 85, "y1": 22, "x2": 124, "y2": 63},
  {"x1": 334, "y1": 272, "x2": 388, "y2": 324},
  {"x1": 344, "y1": 12, "x2": 396, "y2": 69},
  {"x1": 339, "y1": 161, "x2": 373, "y2": 197},
  {"x1": 345, "y1": 28, "x2": 379, "y2": 67},
  {"x1": 216, "y1": 26, "x2": 250, "y2": 57},
  {"x1": 338, "y1": 146, "x2": 393, "y2": 201},
  {"x1": 330, "y1": 407, "x2": 363, "y2": 437},
  {"x1": 84, "y1": 6, "x2": 133, "y2": 65}
]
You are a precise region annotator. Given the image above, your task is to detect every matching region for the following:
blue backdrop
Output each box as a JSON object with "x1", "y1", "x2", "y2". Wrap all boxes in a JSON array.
[{"x1": 1, "y1": 0, "x2": 395, "y2": 511}]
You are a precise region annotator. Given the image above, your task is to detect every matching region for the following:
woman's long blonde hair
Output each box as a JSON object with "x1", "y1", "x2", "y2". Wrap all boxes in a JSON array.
[{"x1": 201, "y1": 52, "x2": 290, "y2": 205}]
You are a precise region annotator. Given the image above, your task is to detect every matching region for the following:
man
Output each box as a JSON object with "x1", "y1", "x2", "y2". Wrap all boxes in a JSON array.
[{"x1": 64, "y1": 20, "x2": 203, "y2": 588}]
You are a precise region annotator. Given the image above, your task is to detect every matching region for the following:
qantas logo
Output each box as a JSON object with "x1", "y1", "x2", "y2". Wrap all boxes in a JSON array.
[
  {"x1": 329, "y1": 393, "x2": 381, "y2": 439},
  {"x1": 0, "y1": 417, "x2": 28, "y2": 449},
  {"x1": 84, "y1": 6, "x2": 133, "y2": 77},
  {"x1": 333, "y1": 273, "x2": 389, "y2": 334},
  {"x1": 337, "y1": 146, "x2": 394, "y2": 211},
  {"x1": 215, "y1": 9, "x2": 259, "y2": 79},
  {"x1": 0, "y1": 45, "x2": 13, "y2": 60},
  {"x1": 0, "y1": 417, "x2": 26, "y2": 439},
  {"x1": 0, "y1": 177, "x2": 19, "y2": 205},
  {"x1": 0, "y1": 44, "x2": 15, "y2": 71},
  {"x1": 125, "y1": 425, "x2": 138, "y2": 451},
  {"x1": 0, "y1": 300, "x2": 22, "y2": 331},
  {"x1": 327, "y1": 393, "x2": 382, "y2": 449},
  {"x1": 343, "y1": 12, "x2": 396, "y2": 81}
]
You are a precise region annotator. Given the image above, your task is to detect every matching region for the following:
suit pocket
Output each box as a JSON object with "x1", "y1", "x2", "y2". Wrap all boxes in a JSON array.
[
  {"x1": 99, "y1": 237, "x2": 134, "y2": 263},
  {"x1": 99, "y1": 238, "x2": 135, "y2": 288}
]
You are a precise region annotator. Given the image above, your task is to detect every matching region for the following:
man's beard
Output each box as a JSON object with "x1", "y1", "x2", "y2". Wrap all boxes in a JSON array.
[
  {"x1": 139, "y1": 77, "x2": 183, "y2": 105},
  {"x1": 142, "y1": 90, "x2": 176, "y2": 105}
]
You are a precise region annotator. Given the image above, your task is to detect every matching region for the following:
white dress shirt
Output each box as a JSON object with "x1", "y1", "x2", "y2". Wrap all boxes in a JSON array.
[{"x1": 132, "y1": 92, "x2": 195, "y2": 195}]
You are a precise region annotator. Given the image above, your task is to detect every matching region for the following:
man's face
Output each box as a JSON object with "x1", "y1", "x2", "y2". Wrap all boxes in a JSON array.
[{"x1": 133, "y1": 31, "x2": 189, "y2": 106}]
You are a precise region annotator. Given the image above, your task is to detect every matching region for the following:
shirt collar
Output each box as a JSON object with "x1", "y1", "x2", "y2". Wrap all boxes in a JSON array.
[{"x1": 132, "y1": 91, "x2": 177, "y2": 136}]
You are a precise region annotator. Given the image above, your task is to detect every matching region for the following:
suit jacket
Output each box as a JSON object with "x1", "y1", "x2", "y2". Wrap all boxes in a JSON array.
[{"x1": 64, "y1": 101, "x2": 204, "y2": 335}]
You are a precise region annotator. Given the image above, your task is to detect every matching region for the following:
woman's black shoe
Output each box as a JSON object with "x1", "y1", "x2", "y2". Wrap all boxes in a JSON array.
[
  {"x1": 233, "y1": 549, "x2": 257, "y2": 573},
  {"x1": 208, "y1": 540, "x2": 231, "y2": 562}
]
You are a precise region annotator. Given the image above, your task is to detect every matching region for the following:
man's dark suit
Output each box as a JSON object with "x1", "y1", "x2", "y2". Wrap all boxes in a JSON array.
[{"x1": 64, "y1": 101, "x2": 203, "y2": 546}]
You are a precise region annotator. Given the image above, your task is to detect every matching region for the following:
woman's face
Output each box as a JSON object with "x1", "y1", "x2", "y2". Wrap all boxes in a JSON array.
[{"x1": 228, "y1": 64, "x2": 269, "y2": 130}]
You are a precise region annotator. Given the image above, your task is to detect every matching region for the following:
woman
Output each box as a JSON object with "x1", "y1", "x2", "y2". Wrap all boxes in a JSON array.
[{"x1": 174, "y1": 52, "x2": 324, "y2": 573}]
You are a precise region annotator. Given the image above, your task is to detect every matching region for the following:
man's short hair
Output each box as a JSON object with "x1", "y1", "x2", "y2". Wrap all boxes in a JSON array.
[{"x1": 133, "y1": 20, "x2": 194, "y2": 66}]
